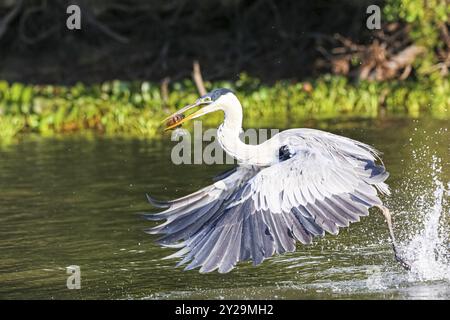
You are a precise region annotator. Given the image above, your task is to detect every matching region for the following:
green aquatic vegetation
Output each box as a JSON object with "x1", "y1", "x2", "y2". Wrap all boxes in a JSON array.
[
  {"x1": 0, "y1": 116, "x2": 24, "y2": 144},
  {"x1": 0, "y1": 75, "x2": 449, "y2": 143}
]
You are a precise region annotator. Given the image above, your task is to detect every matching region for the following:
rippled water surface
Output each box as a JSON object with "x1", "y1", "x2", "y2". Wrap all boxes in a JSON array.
[{"x1": 0, "y1": 118, "x2": 449, "y2": 299}]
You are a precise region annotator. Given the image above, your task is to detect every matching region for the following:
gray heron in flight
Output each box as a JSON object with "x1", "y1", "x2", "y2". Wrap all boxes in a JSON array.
[{"x1": 145, "y1": 88, "x2": 410, "y2": 273}]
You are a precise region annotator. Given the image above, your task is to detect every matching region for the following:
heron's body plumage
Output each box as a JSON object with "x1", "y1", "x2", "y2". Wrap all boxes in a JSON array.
[{"x1": 145, "y1": 89, "x2": 402, "y2": 273}]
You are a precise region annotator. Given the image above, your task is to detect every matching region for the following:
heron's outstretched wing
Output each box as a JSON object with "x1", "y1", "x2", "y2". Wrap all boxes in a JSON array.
[
  {"x1": 145, "y1": 131, "x2": 389, "y2": 273},
  {"x1": 144, "y1": 165, "x2": 261, "y2": 271}
]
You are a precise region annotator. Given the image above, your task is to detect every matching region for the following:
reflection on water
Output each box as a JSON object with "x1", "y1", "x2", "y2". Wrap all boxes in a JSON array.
[{"x1": 0, "y1": 118, "x2": 448, "y2": 299}]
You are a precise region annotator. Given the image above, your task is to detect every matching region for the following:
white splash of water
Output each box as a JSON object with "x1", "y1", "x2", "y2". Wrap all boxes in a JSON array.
[{"x1": 401, "y1": 155, "x2": 450, "y2": 281}]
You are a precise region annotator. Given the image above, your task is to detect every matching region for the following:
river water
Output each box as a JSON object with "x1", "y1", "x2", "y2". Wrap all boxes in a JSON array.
[{"x1": 0, "y1": 117, "x2": 448, "y2": 299}]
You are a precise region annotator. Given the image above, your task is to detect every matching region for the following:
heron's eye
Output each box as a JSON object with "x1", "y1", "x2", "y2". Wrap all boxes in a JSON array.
[{"x1": 203, "y1": 96, "x2": 212, "y2": 102}]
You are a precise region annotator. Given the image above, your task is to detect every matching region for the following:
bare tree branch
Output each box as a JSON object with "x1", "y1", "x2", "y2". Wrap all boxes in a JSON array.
[{"x1": 192, "y1": 60, "x2": 206, "y2": 96}]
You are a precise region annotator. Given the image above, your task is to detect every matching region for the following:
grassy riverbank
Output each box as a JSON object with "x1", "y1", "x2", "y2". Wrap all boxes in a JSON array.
[{"x1": 0, "y1": 74, "x2": 449, "y2": 144}]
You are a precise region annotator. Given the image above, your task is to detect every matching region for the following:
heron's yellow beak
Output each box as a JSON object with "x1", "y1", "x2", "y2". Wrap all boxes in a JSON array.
[{"x1": 163, "y1": 99, "x2": 211, "y2": 131}]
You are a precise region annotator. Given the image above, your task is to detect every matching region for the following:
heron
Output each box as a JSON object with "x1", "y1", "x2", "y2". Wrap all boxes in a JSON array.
[{"x1": 144, "y1": 88, "x2": 410, "y2": 273}]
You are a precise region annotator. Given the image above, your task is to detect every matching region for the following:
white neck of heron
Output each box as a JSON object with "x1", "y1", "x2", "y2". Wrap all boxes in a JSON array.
[{"x1": 216, "y1": 95, "x2": 277, "y2": 166}]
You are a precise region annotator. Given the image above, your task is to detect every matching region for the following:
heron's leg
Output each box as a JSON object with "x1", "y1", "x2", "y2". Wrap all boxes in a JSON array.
[{"x1": 376, "y1": 205, "x2": 411, "y2": 271}]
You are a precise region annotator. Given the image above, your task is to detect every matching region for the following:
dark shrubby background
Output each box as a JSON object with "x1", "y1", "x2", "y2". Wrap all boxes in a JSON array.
[
  {"x1": 0, "y1": 0, "x2": 448, "y2": 141},
  {"x1": 0, "y1": 0, "x2": 447, "y2": 84}
]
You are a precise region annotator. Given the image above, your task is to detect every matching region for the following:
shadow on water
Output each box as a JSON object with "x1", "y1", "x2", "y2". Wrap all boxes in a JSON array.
[{"x1": 0, "y1": 117, "x2": 448, "y2": 299}]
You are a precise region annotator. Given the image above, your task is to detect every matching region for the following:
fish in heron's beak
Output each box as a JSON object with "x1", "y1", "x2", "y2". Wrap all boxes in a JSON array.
[{"x1": 163, "y1": 97, "x2": 212, "y2": 131}]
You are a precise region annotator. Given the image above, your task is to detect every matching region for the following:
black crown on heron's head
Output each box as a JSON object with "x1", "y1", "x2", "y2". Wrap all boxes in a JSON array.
[{"x1": 202, "y1": 88, "x2": 234, "y2": 101}]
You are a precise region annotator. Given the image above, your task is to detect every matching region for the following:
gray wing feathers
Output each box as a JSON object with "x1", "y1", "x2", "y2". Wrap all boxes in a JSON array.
[{"x1": 145, "y1": 130, "x2": 390, "y2": 272}]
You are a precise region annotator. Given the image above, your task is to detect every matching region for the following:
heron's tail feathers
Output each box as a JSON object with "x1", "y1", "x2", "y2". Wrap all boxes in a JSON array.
[{"x1": 375, "y1": 182, "x2": 390, "y2": 196}]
